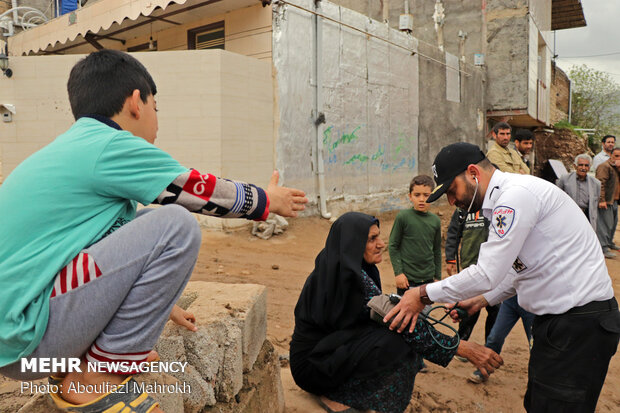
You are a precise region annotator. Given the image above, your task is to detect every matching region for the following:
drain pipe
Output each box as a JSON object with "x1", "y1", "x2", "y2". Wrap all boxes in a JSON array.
[
  {"x1": 11, "y1": 0, "x2": 18, "y2": 24},
  {"x1": 314, "y1": 0, "x2": 331, "y2": 219}
]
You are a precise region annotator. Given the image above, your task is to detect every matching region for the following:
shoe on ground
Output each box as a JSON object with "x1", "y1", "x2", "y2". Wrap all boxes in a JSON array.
[
  {"x1": 468, "y1": 370, "x2": 487, "y2": 384},
  {"x1": 454, "y1": 355, "x2": 468, "y2": 363},
  {"x1": 610, "y1": 244, "x2": 620, "y2": 251},
  {"x1": 603, "y1": 249, "x2": 617, "y2": 259}
]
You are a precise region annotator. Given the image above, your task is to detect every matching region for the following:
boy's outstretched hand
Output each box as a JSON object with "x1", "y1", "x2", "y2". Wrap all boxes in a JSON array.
[
  {"x1": 170, "y1": 304, "x2": 197, "y2": 332},
  {"x1": 266, "y1": 170, "x2": 308, "y2": 218}
]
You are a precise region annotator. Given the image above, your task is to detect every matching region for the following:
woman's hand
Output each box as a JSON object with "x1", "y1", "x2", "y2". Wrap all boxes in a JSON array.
[
  {"x1": 395, "y1": 274, "x2": 409, "y2": 290},
  {"x1": 170, "y1": 304, "x2": 197, "y2": 332},
  {"x1": 456, "y1": 340, "x2": 503, "y2": 378}
]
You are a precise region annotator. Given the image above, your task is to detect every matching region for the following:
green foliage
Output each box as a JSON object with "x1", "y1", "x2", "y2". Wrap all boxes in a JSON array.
[
  {"x1": 568, "y1": 65, "x2": 620, "y2": 149},
  {"x1": 553, "y1": 120, "x2": 579, "y2": 133}
]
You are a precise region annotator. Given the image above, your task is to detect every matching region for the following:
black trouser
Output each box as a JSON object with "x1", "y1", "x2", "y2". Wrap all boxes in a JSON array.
[
  {"x1": 524, "y1": 297, "x2": 620, "y2": 413},
  {"x1": 457, "y1": 303, "x2": 500, "y2": 342}
]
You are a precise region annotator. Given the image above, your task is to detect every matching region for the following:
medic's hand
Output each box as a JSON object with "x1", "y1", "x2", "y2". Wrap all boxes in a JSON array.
[
  {"x1": 446, "y1": 295, "x2": 488, "y2": 323},
  {"x1": 456, "y1": 340, "x2": 503, "y2": 378},
  {"x1": 383, "y1": 287, "x2": 425, "y2": 333}
]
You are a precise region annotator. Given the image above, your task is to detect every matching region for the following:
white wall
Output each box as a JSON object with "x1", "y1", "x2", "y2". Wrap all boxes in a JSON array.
[{"x1": 0, "y1": 50, "x2": 273, "y2": 206}]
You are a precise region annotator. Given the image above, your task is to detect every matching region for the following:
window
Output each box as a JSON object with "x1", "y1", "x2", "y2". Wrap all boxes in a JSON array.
[{"x1": 188, "y1": 22, "x2": 224, "y2": 50}]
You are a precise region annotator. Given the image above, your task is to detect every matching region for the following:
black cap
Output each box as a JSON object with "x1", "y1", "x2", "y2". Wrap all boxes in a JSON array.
[{"x1": 426, "y1": 142, "x2": 486, "y2": 203}]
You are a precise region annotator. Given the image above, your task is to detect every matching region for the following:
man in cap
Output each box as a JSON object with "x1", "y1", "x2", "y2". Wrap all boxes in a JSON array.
[{"x1": 384, "y1": 142, "x2": 620, "y2": 412}]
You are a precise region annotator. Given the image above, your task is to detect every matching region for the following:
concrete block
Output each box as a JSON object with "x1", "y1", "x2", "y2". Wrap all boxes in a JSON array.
[
  {"x1": 172, "y1": 364, "x2": 216, "y2": 413},
  {"x1": 182, "y1": 282, "x2": 268, "y2": 372},
  {"x1": 134, "y1": 372, "x2": 185, "y2": 413},
  {"x1": 202, "y1": 340, "x2": 284, "y2": 413}
]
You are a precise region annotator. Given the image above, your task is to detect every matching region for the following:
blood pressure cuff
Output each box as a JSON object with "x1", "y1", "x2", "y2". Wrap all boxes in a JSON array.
[{"x1": 367, "y1": 295, "x2": 404, "y2": 330}]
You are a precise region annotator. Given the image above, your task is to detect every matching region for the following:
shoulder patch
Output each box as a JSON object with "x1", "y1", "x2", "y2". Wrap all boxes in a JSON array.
[
  {"x1": 512, "y1": 256, "x2": 527, "y2": 273},
  {"x1": 492, "y1": 206, "x2": 515, "y2": 238}
]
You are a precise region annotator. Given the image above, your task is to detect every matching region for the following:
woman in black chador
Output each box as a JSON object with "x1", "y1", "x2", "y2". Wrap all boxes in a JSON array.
[{"x1": 290, "y1": 212, "x2": 500, "y2": 413}]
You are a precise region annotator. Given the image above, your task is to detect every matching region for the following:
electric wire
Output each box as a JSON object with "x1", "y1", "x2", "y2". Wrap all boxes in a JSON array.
[{"x1": 273, "y1": 0, "x2": 473, "y2": 77}]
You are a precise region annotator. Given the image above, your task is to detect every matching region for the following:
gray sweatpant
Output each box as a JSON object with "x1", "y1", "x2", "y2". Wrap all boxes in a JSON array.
[
  {"x1": 597, "y1": 201, "x2": 618, "y2": 250},
  {"x1": 1, "y1": 205, "x2": 201, "y2": 380}
]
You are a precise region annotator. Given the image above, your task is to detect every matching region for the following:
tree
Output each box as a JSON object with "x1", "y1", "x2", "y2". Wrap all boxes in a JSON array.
[{"x1": 569, "y1": 65, "x2": 620, "y2": 147}]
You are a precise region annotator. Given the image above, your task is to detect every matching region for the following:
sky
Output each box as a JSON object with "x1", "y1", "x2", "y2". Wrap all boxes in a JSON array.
[{"x1": 554, "y1": 0, "x2": 620, "y2": 85}]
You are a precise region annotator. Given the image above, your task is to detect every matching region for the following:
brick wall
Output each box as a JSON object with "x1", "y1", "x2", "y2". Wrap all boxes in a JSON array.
[{"x1": 550, "y1": 62, "x2": 570, "y2": 124}]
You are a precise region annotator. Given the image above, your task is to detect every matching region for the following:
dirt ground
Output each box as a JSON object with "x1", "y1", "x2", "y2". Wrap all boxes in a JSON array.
[
  {"x1": 2, "y1": 203, "x2": 619, "y2": 412},
  {"x1": 191, "y1": 203, "x2": 620, "y2": 413}
]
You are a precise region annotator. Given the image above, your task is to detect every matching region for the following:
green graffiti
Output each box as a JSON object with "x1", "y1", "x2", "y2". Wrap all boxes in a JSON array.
[
  {"x1": 371, "y1": 145, "x2": 385, "y2": 160},
  {"x1": 344, "y1": 153, "x2": 369, "y2": 165},
  {"x1": 325, "y1": 126, "x2": 362, "y2": 153},
  {"x1": 322, "y1": 126, "x2": 333, "y2": 144}
]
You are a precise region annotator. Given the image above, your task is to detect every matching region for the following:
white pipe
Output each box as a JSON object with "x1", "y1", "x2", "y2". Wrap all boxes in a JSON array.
[
  {"x1": 314, "y1": 1, "x2": 331, "y2": 219},
  {"x1": 404, "y1": 0, "x2": 409, "y2": 15},
  {"x1": 11, "y1": 0, "x2": 18, "y2": 24},
  {"x1": 0, "y1": 7, "x2": 48, "y2": 22},
  {"x1": 568, "y1": 78, "x2": 572, "y2": 124}
]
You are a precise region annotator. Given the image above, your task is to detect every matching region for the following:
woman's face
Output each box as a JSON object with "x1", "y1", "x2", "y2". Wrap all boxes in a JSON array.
[{"x1": 363, "y1": 224, "x2": 385, "y2": 264}]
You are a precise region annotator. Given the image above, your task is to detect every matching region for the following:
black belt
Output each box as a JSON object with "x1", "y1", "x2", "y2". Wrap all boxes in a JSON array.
[{"x1": 564, "y1": 297, "x2": 618, "y2": 316}]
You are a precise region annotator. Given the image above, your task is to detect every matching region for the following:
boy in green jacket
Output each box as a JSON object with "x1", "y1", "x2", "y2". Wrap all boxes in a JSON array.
[{"x1": 389, "y1": 175, "x2": 442, "y2": 295}]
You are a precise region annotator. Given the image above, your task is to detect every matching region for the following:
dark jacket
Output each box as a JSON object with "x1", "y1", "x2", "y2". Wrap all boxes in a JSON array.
[
  {"x1": 595, "y1": 159, "x2": 619, "y2": 205},
  {"x1": 445, "y1": 209, "x2": 489, "y2": 270}
]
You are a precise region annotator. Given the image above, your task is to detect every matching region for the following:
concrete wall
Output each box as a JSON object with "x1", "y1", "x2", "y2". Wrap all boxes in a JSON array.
[
  {"x1": 0, "y1": 50, "x2": 273, "y2": 193},
  {"x1": 417, "y1": 40, "x2": 486, "y2": 174},
  {"x1": 273, "y1": 0, "x2": 420, "y2": 214},
  {"x1": 273, "y1": 0, "x2": 485, "y2": 214},
  {"x1": 332, "y1": 0, "x2": 485, "y2": 66},
  {"x1": 486, "y1": 0, "x2": 529, "y2": 110}
]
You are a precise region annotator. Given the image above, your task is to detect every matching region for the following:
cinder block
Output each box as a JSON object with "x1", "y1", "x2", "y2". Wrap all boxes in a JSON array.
[{"x1": 181, "y1": 282, "x2": 267, "y2": 373}]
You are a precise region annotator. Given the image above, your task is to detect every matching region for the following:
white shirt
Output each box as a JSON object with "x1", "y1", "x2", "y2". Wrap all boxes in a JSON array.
[
  {"x1": 592, "y1": 150, "x2": 610, "y2": 171},
  {"x1": 427, "y1": 170, "x2": 614, "y2": 315}
]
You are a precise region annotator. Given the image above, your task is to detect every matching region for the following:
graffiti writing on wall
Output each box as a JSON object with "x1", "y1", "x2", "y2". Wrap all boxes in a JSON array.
[{"x1": 322, "y1": 125, "x2": 416, "y2": 171}]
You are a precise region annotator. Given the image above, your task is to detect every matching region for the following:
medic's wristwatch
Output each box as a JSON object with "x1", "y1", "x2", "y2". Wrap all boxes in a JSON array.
[{"x1": 419, "y1": 284, "x2": 434, "y2": 305}]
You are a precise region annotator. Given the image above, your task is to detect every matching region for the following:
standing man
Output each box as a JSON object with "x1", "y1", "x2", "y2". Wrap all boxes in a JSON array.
[
  {"x1": 514, "y1": 129, "x2": 534, "y2": 172},
  {"x1": 445, "y1": 209, "x2": 500, "y2": 367},
  {"x1": 385, "y1": 142, "x2": 619, "y2": 412},
  {"x1": 595, "y1": 148, "x2": 620, "y2": 258},
  {"x1": 593, "y1": 135, "x2": 616, "y2": 170},
  {"x1": 556, "y1": 153, "x2": 600, "y2": 232},
  {"x1": 486, "y1": 122, "x2": 530, "y2": 175}
]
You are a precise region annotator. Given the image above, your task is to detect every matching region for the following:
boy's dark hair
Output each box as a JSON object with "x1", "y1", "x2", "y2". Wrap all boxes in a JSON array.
[
  {"x1": 409, "y1": 175, "x2": 435, "y2": 193},
  {"x1": 514, "y1": 128, "x2": 534, "y2": 142},
  {"x1": 492, "y1": 121, "x2": 511, "y2": 134},
  {"x1": 67, "y1": 49, "x2": 157, "y2": 120},
  {"x1": 602, "y1": 135, "x2": 616, "y2": 144}
]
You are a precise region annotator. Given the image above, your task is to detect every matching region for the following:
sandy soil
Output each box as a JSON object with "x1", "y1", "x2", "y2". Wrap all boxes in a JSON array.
[
  {"x1": 191, "y1": 204, "x2": 620, "y2": 413},
  {"x1": 1, "y1": 203, "x2": 619, "y2": 412}
]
